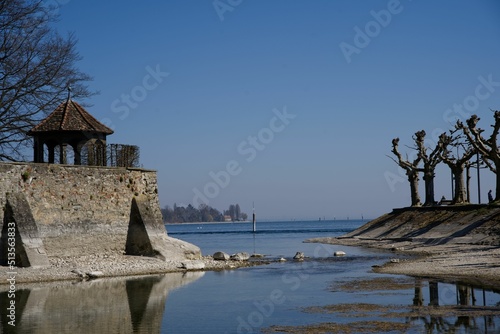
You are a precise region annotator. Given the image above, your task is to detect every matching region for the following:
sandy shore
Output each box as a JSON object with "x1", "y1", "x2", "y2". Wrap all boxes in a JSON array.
[{"x1": 307, "y1": 236, "x2": 500, "y2": 288}]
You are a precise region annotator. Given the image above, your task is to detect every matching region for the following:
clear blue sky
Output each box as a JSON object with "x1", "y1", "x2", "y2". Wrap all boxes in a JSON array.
[{"x1": 53, "y1": 0, "x2": 500, "y2": 220}]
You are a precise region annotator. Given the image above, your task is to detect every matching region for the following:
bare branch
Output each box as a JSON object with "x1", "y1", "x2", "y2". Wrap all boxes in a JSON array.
[
  {"x1": 458, "y1": 112, "x2": 500, "y2": 200},
  {"x1": 0, "y1": 0, "x2": 94, "y2": 161}
]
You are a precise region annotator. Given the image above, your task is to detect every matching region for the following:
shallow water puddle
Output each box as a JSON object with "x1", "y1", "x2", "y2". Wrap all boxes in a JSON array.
[{"x1": 265, "y1": 276, "x2": 500, "y2": 333}]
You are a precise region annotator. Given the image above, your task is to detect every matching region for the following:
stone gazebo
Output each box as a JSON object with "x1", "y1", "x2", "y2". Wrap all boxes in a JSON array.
[{"x1": 27, "y1": 97, "x2": 113, "y2": 165}]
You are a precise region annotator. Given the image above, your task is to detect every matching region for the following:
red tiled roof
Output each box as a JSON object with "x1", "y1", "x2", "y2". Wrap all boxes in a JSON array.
[{"x1": 28, "y1": 99, "x2": 113, "y2": 135}]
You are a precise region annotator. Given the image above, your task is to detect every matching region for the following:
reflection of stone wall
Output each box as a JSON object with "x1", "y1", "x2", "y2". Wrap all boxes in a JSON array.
[{"x1": 0, "y1": 272, "x2": 204, "y2": 334}]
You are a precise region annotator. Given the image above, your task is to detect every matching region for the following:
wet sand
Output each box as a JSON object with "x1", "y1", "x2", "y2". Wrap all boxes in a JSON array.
[
  {"x1": 265, "y1": 303, "x2": 500, "y2": 334},
  {"x1": 283, "y1": 207, "x2": 500, "y2": 333},
  {"x1": 307, "y1": 236, "x2": 500, "y2": 288},
  {"x1": 263, "y1": 275, "x2": 500, "y2": 333}
]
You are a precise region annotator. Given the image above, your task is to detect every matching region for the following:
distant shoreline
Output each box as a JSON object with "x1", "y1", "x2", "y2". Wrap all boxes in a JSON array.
[
  {"x1": 165, "y1": 219, "x2": 368, "y2": 225},
  {"x1": 165, "y1": 221, "x2": 250, "y2": 225}
]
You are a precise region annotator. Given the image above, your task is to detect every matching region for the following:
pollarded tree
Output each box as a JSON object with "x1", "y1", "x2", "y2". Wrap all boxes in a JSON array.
[
  {"x1": 0, "y1": 0, "x2": 93, "y2": 161},
  {"x1": 458, "y1": 111, "x2": 500, "y2": 201},
  {"x1": 414, "y1": 130, "x2": 447, "y2": 206},
  {"x1": 390, "y1": 137, "x2": 422, "y2": 207},
  {"x1": 440, "y1": 131, "x2": 476, "y2": 204}
]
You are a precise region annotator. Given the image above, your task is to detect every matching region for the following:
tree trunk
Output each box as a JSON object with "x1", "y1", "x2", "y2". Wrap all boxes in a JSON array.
[
  {"x1": 452, "y1": 165, "x2": 467, "y2": 204},
  {"x1": 496, "y1": 165, "x2": 500, "y2": 202},
  {"x1": 408, "y1": 171, "x2": 421, "y2": 207},
  {"x1": 496, "y1": 158, "x2": 500, "y2": 202},
  {"x1": 466, "y1": 164, "x2": 471, "y2": 203},
  {"x1": 423, "y1": 171, "x2": 435, "y2": 206},
  {"x1": 429, "y1": 281, "x2": 439, "y2": 306}
]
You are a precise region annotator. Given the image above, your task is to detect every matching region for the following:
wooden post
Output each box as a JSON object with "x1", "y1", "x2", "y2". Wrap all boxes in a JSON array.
[{"x1": 252, "y1": 202, "x2": 256, "y2": 233}]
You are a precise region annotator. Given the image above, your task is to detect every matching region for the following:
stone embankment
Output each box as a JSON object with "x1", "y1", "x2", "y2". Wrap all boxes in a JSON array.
[
  {"x1": 0, "y1": 162, "x2": 208, "y2": 283},
  {"x1": 308, "y1": 205, "x2": 500, "y2": 285}
]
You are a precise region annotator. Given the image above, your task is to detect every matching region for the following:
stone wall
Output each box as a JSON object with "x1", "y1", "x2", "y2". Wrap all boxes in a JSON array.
[
  {"x1": 0, "y1": 162, "x2": 160, "y2": 237},
  {"x1": 0, "y1": 162, "x2": 200, "y2": 263}
]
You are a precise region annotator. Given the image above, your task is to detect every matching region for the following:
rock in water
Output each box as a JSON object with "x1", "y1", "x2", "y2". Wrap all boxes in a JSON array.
[
  {"x1": 230, "y1": 252, "x2": 250, "y2": 261},
  {"x1": 87, "y1": 271, "x2": 104, "y2": 279},
  {"x1": 293, "y1": 252, "x2": 305, "y2": 260},
  {"x1": 334, "y1": 251, "x2": 346, "y2": 257},
  {"x1": 71, "y1": 269, "x2": 86, "y2": 278},
  {"x1": 278, "y1": 257, "x2": 287, "y2": 262},
  {"x1": 180, "y1": 261, "x2": 206, "y2": 270},
  {"x1": 213, "y1": 251, "x2": 230, "y2": 261}
]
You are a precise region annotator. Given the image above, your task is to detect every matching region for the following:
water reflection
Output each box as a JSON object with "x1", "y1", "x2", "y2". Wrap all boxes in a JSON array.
[
  {"x1": 0, "y1": 272, "x2": 204, "y2": 334},
  {"x1": 409, "y1": 279, "x2": 500, "y2": 333}
]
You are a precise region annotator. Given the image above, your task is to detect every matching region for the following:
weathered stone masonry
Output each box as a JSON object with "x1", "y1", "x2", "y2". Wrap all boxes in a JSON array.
[
  {"x1": 0, "y1": 162, "x2": 200, "y2": 266},
  {"x1": 0, "y1": 162, "x2": 160, "y2": 235}
]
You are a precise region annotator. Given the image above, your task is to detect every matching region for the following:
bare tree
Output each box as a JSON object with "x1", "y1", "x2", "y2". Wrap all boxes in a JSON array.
[
  {"x1": 0, "y1": 0, "x2": 93, "y2": 161},
  {"x1": 457, "y1": 111, "x2": 500, "y2": 201},
  {"x1": 390, "y1": 137, "x2": 422, "y2": 207},
  {"x1": 440, "y1": 131, "x2": 476, "y2": 204},
  {"x1": 414, "y1": 130, "x2": 447, "y2": 206}
]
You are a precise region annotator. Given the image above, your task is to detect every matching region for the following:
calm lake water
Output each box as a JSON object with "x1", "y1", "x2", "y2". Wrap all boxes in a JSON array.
[{"x1": 2, "y1": 220, "x2": 500, "y2": 333}]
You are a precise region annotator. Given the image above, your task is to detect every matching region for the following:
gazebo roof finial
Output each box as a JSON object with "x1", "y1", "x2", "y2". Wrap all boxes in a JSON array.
[{"x1": 67, "y1": 86, "x2": 72, "y2": 101}]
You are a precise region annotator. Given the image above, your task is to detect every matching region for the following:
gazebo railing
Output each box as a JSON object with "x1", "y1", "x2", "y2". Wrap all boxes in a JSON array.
[
  {"x1": 108, "y1": 144, "x2": 140, "y2": 168},
  {"x1": 81, "y1": 143, "x2": 140, "y2": 168}
]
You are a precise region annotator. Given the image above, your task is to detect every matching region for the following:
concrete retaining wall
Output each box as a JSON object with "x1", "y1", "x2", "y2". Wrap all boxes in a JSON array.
[{"x1": 341, "y1": 205, "x2": 500, "y2": 246}]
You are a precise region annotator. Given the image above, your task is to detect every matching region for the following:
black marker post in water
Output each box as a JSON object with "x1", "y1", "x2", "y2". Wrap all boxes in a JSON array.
[{"x1": 252, "y1": 202, "x2": 256, "y2": 233}]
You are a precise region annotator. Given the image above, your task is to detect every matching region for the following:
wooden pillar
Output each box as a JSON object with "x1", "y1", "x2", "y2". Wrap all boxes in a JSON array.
[
  {"x1": 33, "y1": 138, "x2": 38, "y2": 163},
  {"x1": 73, "y1": 143, "x2": 81, "y2": 165},
  {"x1": 33, "y1": 137, "x2": 44, "y2": 163},
  {"x1": 48, "y1": 144, "x2": 55, "y2": 164},
  {"x1": 101, "y1": 139, "x2": 107, "y2": 166}
]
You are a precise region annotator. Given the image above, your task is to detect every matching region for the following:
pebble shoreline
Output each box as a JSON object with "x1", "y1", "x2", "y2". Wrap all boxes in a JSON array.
[
  {"x1": 5, "y1": 236, "x2": 499, "y2": 286},
  {"x1": 0, "y1": 253, "x2": 268, "y2": 285}
]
